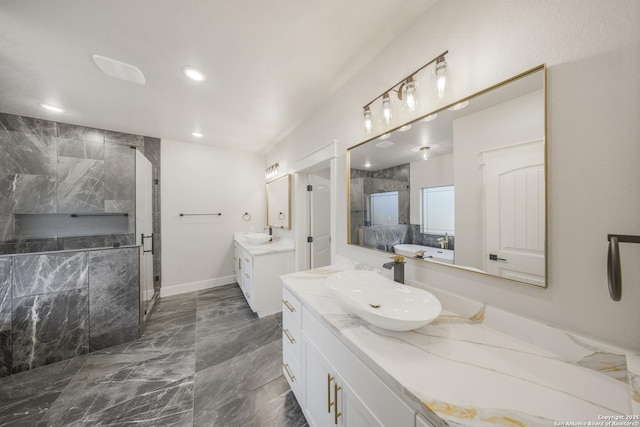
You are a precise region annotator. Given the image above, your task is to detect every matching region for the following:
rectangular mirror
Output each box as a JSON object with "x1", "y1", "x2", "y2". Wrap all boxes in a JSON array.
[
  {"x1": 348, "y1": 65, "x2": 546, "y2": 287},
  {"x1": 267, "y1": 174, "x2": 291, "y2": 229}
]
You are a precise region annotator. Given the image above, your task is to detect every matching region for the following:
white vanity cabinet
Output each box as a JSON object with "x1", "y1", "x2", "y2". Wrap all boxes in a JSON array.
[
  {"x1": 284, "y1": 283, "x2": 419, "y2": 427},
  {"x1": 233, "y1": 235, "x2": 294, "y2": 318}
]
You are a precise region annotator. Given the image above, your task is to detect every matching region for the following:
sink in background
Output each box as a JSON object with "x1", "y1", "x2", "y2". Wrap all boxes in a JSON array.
[
  {"x1": 245, "y1": 232, "x2": 272, "y2": 244},
  {"x1": 393, "y1": 244, "x2": 454, "y2": 264},
  {"x1": 327, "y1": 270, "x2": 441, "y2": 331}
]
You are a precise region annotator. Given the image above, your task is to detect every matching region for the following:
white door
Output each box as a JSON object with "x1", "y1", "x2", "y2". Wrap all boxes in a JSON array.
[
  {"x1": 481, "y1": 140, "x2": 545, "y2": 286},
  {"x1": 135, "y1": 150, "x2": 154, "y2": 313},
  {"x1": 309, "y1": 172, "x2": 331, "y2": 268}
]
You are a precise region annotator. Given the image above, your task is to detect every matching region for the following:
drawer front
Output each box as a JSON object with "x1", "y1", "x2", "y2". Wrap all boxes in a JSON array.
[
  {"x1": 282, "y1": 286, "x2": 302, "y2": 325},
  {"x1": 282, "y1": 345, "x2": 301, "y2": 399},
  {"x1": 282, "y1": 309, "x2": 301, "y2": 363}
]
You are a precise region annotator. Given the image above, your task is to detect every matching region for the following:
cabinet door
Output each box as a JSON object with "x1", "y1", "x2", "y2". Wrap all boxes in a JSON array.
[
  {"x1": 303, "y1": 337, "x2": 337, "y2": 427},
  {"x1": 339, "y1": 375, "x2": 383, "y2": 427}
]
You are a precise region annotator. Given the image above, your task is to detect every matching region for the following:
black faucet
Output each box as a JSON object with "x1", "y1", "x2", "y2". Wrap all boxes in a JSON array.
[{"x1": 382, "y1": 256, "x2": 406, "y2": 284}]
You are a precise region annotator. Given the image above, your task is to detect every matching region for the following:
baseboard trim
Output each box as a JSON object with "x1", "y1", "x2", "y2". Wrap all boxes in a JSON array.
[{"x1": 159, "y1": 275, "x2": 236, "y2": 297}]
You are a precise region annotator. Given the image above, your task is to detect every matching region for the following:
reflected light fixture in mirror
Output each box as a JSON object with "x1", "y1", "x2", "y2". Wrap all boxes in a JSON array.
[
  {"x1": 361, "y1": 50, "x2": 449, "y2": 133},
  {"x1": 266, "y1": 162, "x2": 279, "y2": 180}
]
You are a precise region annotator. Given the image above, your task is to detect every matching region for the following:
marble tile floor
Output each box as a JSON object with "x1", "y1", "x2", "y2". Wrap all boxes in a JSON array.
[{"x1": 0, "y1": 283, "x2": 307, "y2": 427}]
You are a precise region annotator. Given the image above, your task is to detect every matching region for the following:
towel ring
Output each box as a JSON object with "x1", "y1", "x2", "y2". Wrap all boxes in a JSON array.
[{"x1": 242, "y1": 212, "x2": 251, "y2": 221}]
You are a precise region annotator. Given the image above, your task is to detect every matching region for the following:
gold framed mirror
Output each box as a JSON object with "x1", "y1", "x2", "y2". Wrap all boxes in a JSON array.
[
  {"x1": 347, "y1": 65, "x2": 547, "y2": 287},
  {"x1": 267, "y1": 174, "x2": 291, "y2": 229}
]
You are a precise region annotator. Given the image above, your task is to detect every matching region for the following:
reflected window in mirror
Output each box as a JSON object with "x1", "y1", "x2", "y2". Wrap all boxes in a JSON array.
[{"x1": 421, "y1": 185, "x2": 454, "y2": 236}]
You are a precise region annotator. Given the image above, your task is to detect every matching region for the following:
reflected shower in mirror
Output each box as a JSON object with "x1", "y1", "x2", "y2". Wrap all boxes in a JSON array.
[{"x1": 348, "y1": 65, "x2": 546, "y2": 287}]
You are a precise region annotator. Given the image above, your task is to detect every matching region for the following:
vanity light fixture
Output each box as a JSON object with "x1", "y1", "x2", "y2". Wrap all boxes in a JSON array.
[
  {"x1": 182, "y1": 66, "x2": 207, "y2": 82},
  {"x1": 381, "y1": 93, "x2": 392, "y2": 125},
  {"x1": 39, "y1": 103, "x2": 65, "y2": 113},
  {"x1": 363, "y1": 106, "x2": 373, "y2": 134},
  {"x1": 433, "y1": 56, "x2": 448, "y2": 99},
  {"x1": 266, "y1": 162, "x2": 280, "y2": 180},
  {"x1": 361, "y1": 50, "x2": 448, "y2": 131}
]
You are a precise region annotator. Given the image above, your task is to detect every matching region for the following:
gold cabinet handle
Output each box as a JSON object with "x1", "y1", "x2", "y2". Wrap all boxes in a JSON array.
[
  {"x1": 282, "y1": 327, "x2": 296, "y2": 344},
  {"x1": 283, "y1": 363, "x2": 295, "y2": 382},
  {"x1": 282, "y1": 300, "x2": 296, "y2": 313},
  {"x1": 334, "y1": 382, "x2": 342, "y2": 425},
  {"x1": 327, "y1": 374, "x2": 334, "y2": 413}
]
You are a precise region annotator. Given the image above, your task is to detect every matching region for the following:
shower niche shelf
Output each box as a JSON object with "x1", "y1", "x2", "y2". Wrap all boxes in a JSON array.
[{"x1": 14, "y1": 212, "x2": 130, "y2": 238}]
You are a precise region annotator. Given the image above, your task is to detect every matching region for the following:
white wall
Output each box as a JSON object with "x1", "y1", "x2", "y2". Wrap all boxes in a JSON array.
[
  {"x1": 161, "y1": 139, "x2": 266, "y2": 296},
  {"x1": 266, "y1": 0, "x2": 640, "y2": 351},
  {"x1": 454, "y1": 90, "x2": 543, "y2": 268},
  {"x1": 409, "y1": 153, "x2": 453, "y2": 225}
]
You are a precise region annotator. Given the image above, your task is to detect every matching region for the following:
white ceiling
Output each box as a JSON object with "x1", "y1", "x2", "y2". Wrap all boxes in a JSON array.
[{"x1": 0, "y1": 0, "x2": 438, "y2": 152}]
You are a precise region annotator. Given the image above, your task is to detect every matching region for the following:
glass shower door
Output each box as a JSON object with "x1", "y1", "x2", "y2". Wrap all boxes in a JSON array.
[{"x1": 135, "y1": 150, "x2": 154, "y2": 318}]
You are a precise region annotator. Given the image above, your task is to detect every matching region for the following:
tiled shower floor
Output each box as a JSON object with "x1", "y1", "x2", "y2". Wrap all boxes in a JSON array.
[{"x1": 0, "y1": 284, "x2": 307, "y2": 426}]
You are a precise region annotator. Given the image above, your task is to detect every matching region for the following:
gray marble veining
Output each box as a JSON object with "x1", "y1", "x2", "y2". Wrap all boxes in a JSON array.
[
  {"x1": 0, "y1": 214, "x2": 12, "y2": 242},
  {"x1": 104, "y1": 143, "x2": 134, "y2": 200},
  {"x1": 0, "y1": 356, "x2": 87, "y2": 425},
  {"x1": 0, "y1": 113, "x2": 57, "y2": 137},
  {"x1": 0, "y1": 131, "x2": 57, "y2": 176},
  {"x1": 12, "y1": 251, "x2": 88, "y2": 298},
  {"x1": 0, "y1": 284, "x2": 304, "y2": 425},
  {"x1": 104, "y1": 130, "x2": 144, "y2": 146},
  {"x1": 56, "y1": 156, "x2": 105, "y2": 213},
  {"x1": 12, "y1": 288, "x2": 89, "y2": 373},
  {"x1": 56, "y1": 123, "x2": 104, "y2": 143},
  {"x1": 57, "y1": 136, "x2": 105, "y2": 160},
  {"x1": 0, "y1": 258, "x2": 12, "y2": 377},
  {"x1": 196, "y1": 376, "x2": 306, "y2": 427},
  {"x1": 43, "y1": 349, "x2": 194, "y2": 425},
  {"x1": 88, "y1": 248, "x2": 139, "y2": 351},
  {"x1": 193, "y1": 338, "x2": 283, "y2": 421},
  {"x1": 195, "y1": 311, "x2": 277, "y2": 372},
  {"x1": 105, "y1": 199, "x2": 135, "y2": 232},
  {"x1": 0, "y1": 173, "x2": 57, "y2": 214}
]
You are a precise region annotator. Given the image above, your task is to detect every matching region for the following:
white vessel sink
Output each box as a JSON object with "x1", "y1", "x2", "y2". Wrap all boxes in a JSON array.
[
  {"x1": 393, "y1": 244, "x2": 454, "y2": 264},
  {"x1": 245, "y1": 232, "x2": 271, "y2": 244},
  {"x1": 327, "y1": 270, "x2": 441, "y2": 331}
]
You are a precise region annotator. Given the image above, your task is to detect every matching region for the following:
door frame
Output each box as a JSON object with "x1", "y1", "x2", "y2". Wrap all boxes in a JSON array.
[{"x1": 293, "y1": 140, "x2": 338, "y2": 271}]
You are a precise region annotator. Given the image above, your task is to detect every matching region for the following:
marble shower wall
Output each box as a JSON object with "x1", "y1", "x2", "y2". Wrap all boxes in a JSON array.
[
  {"x1": 0, "y1": 112, "x2": 161, "y2": 291},
  {"x1": 350, "y1": 164, "x2": 410, "y2": 247},
  {"x1": 0, "y1": 246, "x2": 139, "y2": 377}
]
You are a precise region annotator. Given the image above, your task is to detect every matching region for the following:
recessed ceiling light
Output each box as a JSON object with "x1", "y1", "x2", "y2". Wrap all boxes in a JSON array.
[
  {"x1": 375, "y1": 140, "x2": 394, "y2": 149},
  {"x1": 448, "y1": 101, "x2": 469, "y2": 111},
  {"x1": 191, "y1": 131, "x2": 203, "y2": 138},
  {"x1": 379, "y1": 133, "x2": 390, "y2": 140},
  {"x1": 93, "y1": 55, "x2": 146, "y2": 85},
  {"x1": 364, "y1": 161, "x2": 371, "y2": 168},
  {"x1": 421, "y1": 114, "x2": 437, "y2": 122},
  {"x1": 398, "y1": 124, "x2": 412, "y2": 132},
  {"x1": 183, "y1": 66, "x2": 207, "y2": 82},
  {"x1": 39, "y1": 103, "x2": 65, "y2": 113}
]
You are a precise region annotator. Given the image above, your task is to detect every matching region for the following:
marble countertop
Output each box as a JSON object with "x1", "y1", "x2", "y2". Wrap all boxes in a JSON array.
[
  {"x1": 233, "y1": 232, "x2": 294, "y2": 256},
  {"x1": 281, "y1": 264, "x2": 639, "y2": 427}
]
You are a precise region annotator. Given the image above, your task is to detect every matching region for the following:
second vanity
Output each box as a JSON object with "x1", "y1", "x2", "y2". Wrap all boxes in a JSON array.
[
  {"x1": 281, "y1": 264, "x2": 637, "y2": 427},
  {"x1": 233, "y1": 232, "x2": 294, "y2": 317}
]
